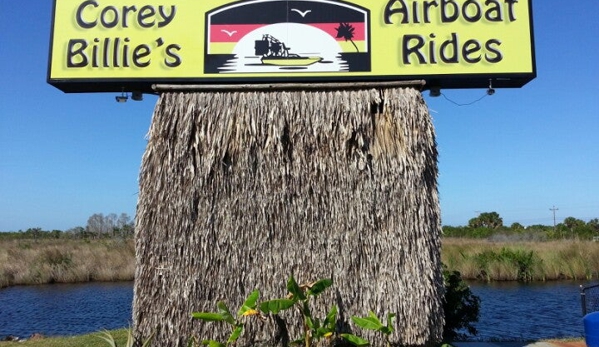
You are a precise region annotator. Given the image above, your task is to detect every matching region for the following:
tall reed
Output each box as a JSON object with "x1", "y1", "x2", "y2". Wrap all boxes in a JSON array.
[
  {"x1": 0, "y1": 239, "x2": 134, "y2": 288},
  {"x1": 442, "y1": 238, "x2": 599, "y2": 281}
]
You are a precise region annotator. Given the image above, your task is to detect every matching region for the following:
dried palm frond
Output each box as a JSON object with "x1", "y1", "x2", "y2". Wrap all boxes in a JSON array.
[{"x1": 132, "y1": 87, "x2": 443, "y2": 347}]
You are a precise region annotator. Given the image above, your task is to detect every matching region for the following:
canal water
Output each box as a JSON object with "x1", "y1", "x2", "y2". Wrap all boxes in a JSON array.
[
  {"x1": 469, "y1": 281, "x2": 587, "y2": 341},
  {"x1": 0, "y1": 280, "x2": 593, "y2": 340},
  {"x1": 0, "y1": 282, "x2": 133, "y2": 339}
]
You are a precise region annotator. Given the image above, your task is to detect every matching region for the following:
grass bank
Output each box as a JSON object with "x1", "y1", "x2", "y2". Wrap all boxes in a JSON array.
[
  {"x1": 443, "y1": 238, "x2": 599, "y2": 281},
  {"x1": 0, "y1": 239, "x2": 134, "y2": 288},
  {"x1": 0, "y1": 330, "x2": 585, "y2": 347},
  {"x1": 0, "y1": 329, "x2": 127, "y2": 347}
]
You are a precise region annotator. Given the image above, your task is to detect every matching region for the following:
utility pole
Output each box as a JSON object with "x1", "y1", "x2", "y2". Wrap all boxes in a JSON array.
[{"x1": 550, "y1": 206, "x2": 559, "y2": 231}]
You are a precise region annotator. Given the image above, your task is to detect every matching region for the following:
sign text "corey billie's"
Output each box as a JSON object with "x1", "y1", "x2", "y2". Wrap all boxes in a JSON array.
[{"x1": 67, "y1": 1, "x2": 182, "y2": 69}]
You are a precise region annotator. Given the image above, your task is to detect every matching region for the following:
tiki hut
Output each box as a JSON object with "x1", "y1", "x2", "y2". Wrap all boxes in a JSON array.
[{"x1": 132, "y1": 83, "x2": 444, "y2": 347}]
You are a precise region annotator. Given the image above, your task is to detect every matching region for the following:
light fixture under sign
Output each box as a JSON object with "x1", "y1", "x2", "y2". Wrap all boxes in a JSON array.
[
  {"x1": 115, "y1": 89, "x2": 128, "y2": 103},
  {"x1": 429, "y1": 87, "x2": 441, "y2": 97},
  {"x1": 131, "y1": 91, "x2": 143, "y2": 101},
  {"x1": 487, "y1": 79, "x2": 495, "y2": 96}
]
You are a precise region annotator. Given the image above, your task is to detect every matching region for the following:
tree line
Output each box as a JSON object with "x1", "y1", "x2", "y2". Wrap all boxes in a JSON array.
[
  {"x1": 4, "y1": 211, "x2": 599, "y2": 241},
  {"x1": 444, "y1": 211, "x2": 599, "y2": 240},
  {"x1": 0, "y1": 212, "x2": 134, "y2": 240}
]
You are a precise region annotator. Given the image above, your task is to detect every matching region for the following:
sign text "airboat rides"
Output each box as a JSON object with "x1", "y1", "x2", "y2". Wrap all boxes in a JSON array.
[{"x1": 384, "y1": 0, "x2": 519, "y2": 65}]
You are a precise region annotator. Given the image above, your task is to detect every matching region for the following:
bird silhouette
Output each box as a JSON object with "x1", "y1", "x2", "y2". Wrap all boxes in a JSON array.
[
  {"x1": 291, "y1": 8, "x2": 311, "y2": 17},
  {"x1": 221, "y1": 29, "x2": 237, "y2": 37}
]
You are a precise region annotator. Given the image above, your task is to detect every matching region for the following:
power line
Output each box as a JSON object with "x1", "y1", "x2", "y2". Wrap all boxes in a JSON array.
[
  {"x1": 441, "y1": 92, "x2": 489, "y2": 106},
  {"x1": 549, "y1": 206, "x2": 559, "y2": 230}
]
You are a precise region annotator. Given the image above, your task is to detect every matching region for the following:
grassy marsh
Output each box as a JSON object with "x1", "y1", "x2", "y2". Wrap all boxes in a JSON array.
[
  {"x1": 0, "y1": 239, "x2": 134, "y2": 288},
  {"x1": 442, "y1": 238, "x2": 599, "y2": 281},
  {"x1": 2, "y1": 238, "x2": 599, "y2": 287}
]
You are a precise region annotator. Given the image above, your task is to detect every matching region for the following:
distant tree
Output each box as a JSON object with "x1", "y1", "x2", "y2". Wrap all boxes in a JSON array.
[
  {"x1": 105, "y1": 213, "x2": 118, "y2": 237},
  {"x1": 442, "y1": 226, "x2": 470, "y2": 238},
  {"x1": 66, "y1": 226, "x2": 87, "y2": 239},
  {"x1": 588, "y1": 218, "x2": 599, "y2": 234},
  {"x1": 561, "y1": 217, "x2": 589, "y2": 238},
  {"x1": 116, "y1": 213, "x2": 134, "y2": 238},
  {"x1": 526, "y1": 224, "x2": 551, "y2": 231},
  {"x1": 552, "y1": 217, "x2": 597, "y2": 239},
  {"x1": 468, "y1": 212, "x2": 503, "y2": 229},
  {"x1": 86, "y1": 213, "x2": 111, "y2": 238},
  {"x1": 564, "y1": 217, "x2": 585, "y2": 231},
  {"x1": 510, "y1": 222, "x2": 524, "y2": 232},
  {"x1": 25, "y1": 227, "x2": 43, "y2": 240},
  {"x1": 117, "y1": 213, "x2": 131, "y2": 229},
  {"x1": 467, "y1": 218, "x2": 478, "y2": 228},
  {"x1": 83, "y1": 213, "x2": 135, "y2": 239},
  {"x1": 122, "y1": 223, "x2": 134, "y2": 238}
]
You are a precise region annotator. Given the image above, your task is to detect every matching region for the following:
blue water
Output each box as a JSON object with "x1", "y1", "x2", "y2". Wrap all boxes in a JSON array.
[
  {"x1": 0, "y1": 282, "x2": 133, "y2": 339},
  {"x1": 0, "y1": 280, "x2": 593, "y2": 341},
  {"x1": 469, "y1": 281, "x2": 588, "y2": 341}
]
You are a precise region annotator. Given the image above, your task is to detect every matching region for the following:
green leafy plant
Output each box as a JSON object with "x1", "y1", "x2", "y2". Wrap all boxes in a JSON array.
[
  {"x1": 99, "y1": 328, "x2": 154, "y2": 347},
  {"x1": 259, "y1": 276, "x2": 336, "y2": 347},
  {"x1": 473, "y1": 248, "x2": 538, "y2": 282},
  {"x1": 191, "y1": 289, "x2": 261, "y2": 347},
  {"x1": 442, "y1": 268, "x2": 480, "y2": 342},
  {"x1": 341, "y1": 312, "x2": 396, "y2": 347}
]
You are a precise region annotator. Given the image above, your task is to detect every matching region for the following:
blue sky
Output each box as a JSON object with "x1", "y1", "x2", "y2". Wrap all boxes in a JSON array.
[{"x1": 1, "y1": 1, "x2": 598, "y2": 231}]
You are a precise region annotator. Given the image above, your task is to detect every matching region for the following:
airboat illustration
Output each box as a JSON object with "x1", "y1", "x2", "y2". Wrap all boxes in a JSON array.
[
  {"x1": 254, "y1": 34, "x2": 323, "y2": 66},
  {"x1": 204, "y1": 0, "x2": 371, "y2": 74}
]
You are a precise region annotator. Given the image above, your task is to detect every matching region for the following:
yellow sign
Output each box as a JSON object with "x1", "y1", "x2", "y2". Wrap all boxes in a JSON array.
[{"x1": 48, "y1": 0, "x2": 536, "y2": 92}]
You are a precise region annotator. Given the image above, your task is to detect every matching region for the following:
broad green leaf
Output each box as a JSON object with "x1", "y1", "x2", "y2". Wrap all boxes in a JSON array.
[
  {"x1": 368, "y1": 311, "x2": 381, "y2": 322},
  {"x1": 217, "y1": 302, "x2": 235, "y2": 325},
  {"x1": 380, "y1": 326, "x2": 392, "y2": 335},
  {"x1": 237, "y1": 290, "x2": 260, "y2": 316},
  {"x1": 202, "y1": 340, "x2": 226, "y2": 347},
  {"x1": 305, "y1": 316, "x2": 316, "y2": 330},
  {"x1": 287, "y1": 276, "x2": 306, "y2": 301},
  {"x1": 306, "y1": 278, "x2": 333, "y2": 296},
  {"x1": 259, "y1": 299, "x2": 296, "y2": 314},
  {"x1": 351, "y1": 315, "x2": 384, "y2": 331},
  {"x1": 386, "y1": 313, "x2": 396, "y2": 333},
  {"x1": 227, "y1": 325, "x2": 244, "y2": 344},
  {"x1": 302, "y1": 301, "x2": 312, "y2": 318},
  {"x1": 340, "y1": 333, "x2": 370, "y2": 346},
  {"x1": 191, "y1": 312, "x2": 225, "y2": 322},
  {"x1": 324, "y1": 305, "x2": 338, "y2": 328}
]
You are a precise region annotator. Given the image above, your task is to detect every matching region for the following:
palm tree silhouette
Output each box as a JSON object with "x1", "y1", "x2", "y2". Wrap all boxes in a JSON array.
[{"x1": 335, "y1": 22, "x2": 359, "y2": 52}]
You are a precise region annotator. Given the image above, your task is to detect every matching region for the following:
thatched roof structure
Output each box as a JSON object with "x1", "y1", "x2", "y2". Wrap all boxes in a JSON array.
[{"x1": 132, "y1": 85, "x2": 443, "y2": 346}]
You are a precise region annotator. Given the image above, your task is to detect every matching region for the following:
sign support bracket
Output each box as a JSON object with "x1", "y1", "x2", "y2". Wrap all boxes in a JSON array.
[{"x1": 152, "y1": 80, "x2": 426, "y2": 92}]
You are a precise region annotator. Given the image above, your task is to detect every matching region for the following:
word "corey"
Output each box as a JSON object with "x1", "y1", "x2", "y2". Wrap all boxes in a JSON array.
[{"x1": 76, "y1": 1, "x2": 176, "y2": 29}]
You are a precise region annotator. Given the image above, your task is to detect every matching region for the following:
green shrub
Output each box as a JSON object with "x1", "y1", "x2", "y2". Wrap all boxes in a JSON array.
[
  {"x1": 442, "y1": 268, "x2": 480, "y2": 342},
  {"x1": 473, "y1": 248, "x2": 538, "y2": 282}
]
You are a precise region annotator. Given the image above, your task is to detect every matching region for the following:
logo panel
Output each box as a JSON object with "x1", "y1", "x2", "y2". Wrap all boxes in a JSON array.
[{"x1": 205, "y1": 0, "x2": 371, "y2": 74}]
